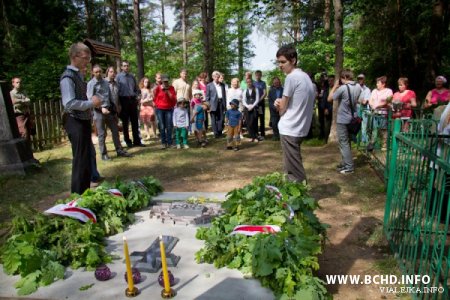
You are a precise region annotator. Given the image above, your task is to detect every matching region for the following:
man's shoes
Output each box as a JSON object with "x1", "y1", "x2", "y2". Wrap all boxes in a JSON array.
[
  {"x1": 134, "y1": 143, "x2": 146, "y2": 147},
  {"x1": 126, "y1": 142, "x2": 133, "y2": 148},
  {"x1": 339, "y1": 168, "x2": 354, "y2": 174},
  {"x1": 117, "y1": 150, "x2": 133, "y2": 157},
  {"x1": 336, "y1": 163, "x2": 346, "y2": 171},
  {"x1": 160, "y1": 144, "x2": 167, "y2": 150},
  {"x1": 176, "y1": 144, "x2": 181, "y2": 149},
  {"x1": 101, "y1": 154, "x2": 111, "y2": 161},
  {"x1": 91, "y1": 176, "x2": 105, "y2": 188},
  {"x1": 258, "y1": 136, "x2": 264, "y2": 141},
  {"x1": 201, "y1": 142, "x2": 206, "y2": 147},
  {"x1": 234, "y1": 147, "x2": 239, "y2": 151},
  {"x1": 226, "y1": 146, "x2": 233, "y2": 150},
  {"x1": 90, "y1": 181, "x2": 100, "y2": 188},
  {"x1": 183, "y1": 144, "x2": 189, "y2": 149}
]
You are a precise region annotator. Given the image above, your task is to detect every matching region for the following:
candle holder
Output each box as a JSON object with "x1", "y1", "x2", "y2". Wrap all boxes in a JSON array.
[
  {"x1": 125, "y1": 286, "x2": 140, "y2": 297},
  {"x1": 94, "y1": 264, "x2": 112, "y2": 281},
  {"x1": 158, "y1": 270, "x2": 175, "y2": 287},
  {"x1": 124, "y1": 268, "x2": 142, "y2": 284},
  {"x1": 161, "y1": 288, "x2": 176, "y2": 298}
]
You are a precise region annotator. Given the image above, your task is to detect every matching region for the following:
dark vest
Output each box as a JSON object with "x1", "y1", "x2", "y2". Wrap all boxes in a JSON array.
[
  {"x1": 246, "y1": 88, "x2": 257, "y2": 105},
  {"x1": 60, "y1": 68, "x2": 91, "y2": 120}
]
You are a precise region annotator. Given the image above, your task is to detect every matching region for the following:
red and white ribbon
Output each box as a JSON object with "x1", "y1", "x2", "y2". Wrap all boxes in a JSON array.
[
  {"x1": 107, "y1": 188, "x2": 123, "y2": 197},
  {"x1": 45, "y1": 204, "x2": 97, "y2": 223},
  {"x1": 230, "y1": 225, "x2": 281, "y2": 236},
  {"x1": 265, "y1": 185, "x2": 282, "y2": 200},
  {"x1": 265, "y1": 185, "x2": 295, "y2": 219}
]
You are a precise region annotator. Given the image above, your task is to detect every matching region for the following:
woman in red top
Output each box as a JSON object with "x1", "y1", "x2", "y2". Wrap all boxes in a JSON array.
[
  {"x1": 392, "y1": 77, "x2": 417, "y2": 118},
  {"x1": 392, "y1": 77, "x2": 417, "y2": 131},
  {"x1": 153, "y1": 74, "x2": 177, "y2": 149},
  {"x1": 424, "y1": 76, "x2": 449, "y2": 108}
]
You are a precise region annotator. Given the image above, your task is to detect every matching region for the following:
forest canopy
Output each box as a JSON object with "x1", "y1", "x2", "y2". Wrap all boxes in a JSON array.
[{"x1": 1, "y1": 0, "x2": 449, "y2": 100}]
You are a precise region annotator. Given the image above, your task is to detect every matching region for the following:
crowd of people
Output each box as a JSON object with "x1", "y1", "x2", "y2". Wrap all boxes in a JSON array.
[{"x1": 10, "y1": 42, "x2": 449, "y2": 195}]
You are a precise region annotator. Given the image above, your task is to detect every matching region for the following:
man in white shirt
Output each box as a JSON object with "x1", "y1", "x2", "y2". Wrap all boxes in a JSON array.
[
  {"x1": 274, "y1": 45, "x2": 315, "y2": 183},
  {"x1": 206, "y1": 71, "x2": 227, "y2": 138}
]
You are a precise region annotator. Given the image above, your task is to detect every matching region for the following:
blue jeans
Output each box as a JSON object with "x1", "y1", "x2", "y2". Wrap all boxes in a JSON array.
[{"x1": 156, "y1": 108, "x2": 174, "y2": 145}]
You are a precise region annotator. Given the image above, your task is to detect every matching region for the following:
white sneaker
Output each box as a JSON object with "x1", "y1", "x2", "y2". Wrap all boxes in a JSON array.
[
  {"x1": 183, "y1": 144, "x2": 189, "y2": 149},
  {"x1": 176, "y1": 144, "x2": 181, "y2": 149}
]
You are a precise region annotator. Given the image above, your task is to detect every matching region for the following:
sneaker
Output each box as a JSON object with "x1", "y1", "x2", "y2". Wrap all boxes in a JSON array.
[
  {"x1": 176, "y1": 144, "x2": 181, "y2": 149},
  {"x1": 226, "y1": 146, "x2": 233, "y2": 150},
  {"x1": 234, "y1": 147, "x2": 239, "y2": 151},
  {"x1": 336, "y1": 163, "x2": 346, "y2": 171},
  {"x1": 201, "y1": 142, "x2": 206, "y2": 147},
  {"x1": 160, "y1": 144, "x2": 167, "y2": 150},
  {"x1": 183, "y1": 144, "x2": 189, "y2": 149},
  {"x1": 134, "y1": 143, "x2": 146, "y2": 147},
  {"x1": 101, "y1": 154, "x2": 111, "y2": 161},
  {"x1": 339, "y1": 168, "x2": 354, "y2": 174},
  {"x1": 257, "y1": 136, "x2": 264, "y2": 141}
]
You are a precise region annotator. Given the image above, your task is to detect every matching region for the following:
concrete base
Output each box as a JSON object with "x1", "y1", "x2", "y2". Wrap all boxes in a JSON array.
[
  {"x1": 0, "y1": 138, "x2": 36, "y2": 175},
  {"x1": 0, "y1": 208, "x2": 274, "y2": 300}
]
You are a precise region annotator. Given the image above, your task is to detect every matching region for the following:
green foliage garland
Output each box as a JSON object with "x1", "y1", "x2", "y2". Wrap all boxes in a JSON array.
[
  {"x1": 195, "y1": 173, "x2": 329, "y2": 299},
  {"x1": 0, "y1": 176, "x2": 162, "y2": 296}
]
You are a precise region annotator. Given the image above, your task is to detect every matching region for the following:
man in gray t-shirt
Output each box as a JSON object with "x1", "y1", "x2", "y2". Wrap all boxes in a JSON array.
[
  {"x1": 275, "y1": 45, "x2": 315, "y2": 183},
  {"x1": 329, "y1": 69, "x2": 362, "y2": 174}
]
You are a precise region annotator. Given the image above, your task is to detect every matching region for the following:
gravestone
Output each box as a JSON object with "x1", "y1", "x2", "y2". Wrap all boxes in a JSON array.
[{"x1": 0, "y1": 81, "x2": 35, "y2": 175}]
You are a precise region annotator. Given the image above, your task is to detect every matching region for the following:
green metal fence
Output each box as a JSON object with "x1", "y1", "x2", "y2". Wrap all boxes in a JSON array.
[{"x1": 384, "y1": 118, "x2": 450, "y2": 299}]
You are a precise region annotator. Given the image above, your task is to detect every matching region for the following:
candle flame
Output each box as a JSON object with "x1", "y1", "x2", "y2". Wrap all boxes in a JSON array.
[
  {"x1": 123, "y1": 236, "x2": 127, "y2": 241},
  {"x1": 159, "y1": 235, "x2": 163, "y2": 240}
]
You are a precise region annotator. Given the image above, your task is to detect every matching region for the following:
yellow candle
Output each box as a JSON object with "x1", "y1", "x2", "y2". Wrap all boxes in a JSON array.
[
  {"x1": 159, "y1": 235, "x2": 171, "y2": 293},
  {"x1": 123, "y1": 236, "x2": 135, "y2": 292}
]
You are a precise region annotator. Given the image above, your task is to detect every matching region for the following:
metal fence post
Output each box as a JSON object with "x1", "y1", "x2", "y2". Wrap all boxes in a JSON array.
[{"x1": 384, "y1": 118, "x2": 401, "y2": 228}]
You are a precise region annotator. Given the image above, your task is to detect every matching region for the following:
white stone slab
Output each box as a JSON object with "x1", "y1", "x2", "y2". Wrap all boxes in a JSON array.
[{"x1": 0, "y1": 208, "x2": 274, "y2": 300}]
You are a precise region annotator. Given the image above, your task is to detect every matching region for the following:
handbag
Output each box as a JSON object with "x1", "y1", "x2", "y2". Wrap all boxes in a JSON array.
[{"x1": 346, "y1": 84, "x2": 362, "y2": 135}]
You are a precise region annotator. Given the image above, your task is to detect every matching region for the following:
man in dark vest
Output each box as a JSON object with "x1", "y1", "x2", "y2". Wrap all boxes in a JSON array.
[
  {"x1": 60, "y1": 42, "x2": 101, "y2": 194},
  {"x1": 206, "y1": 71, "x2": 227, "y2": 138},
  {"x1": 243, "y1": 77, "x2": 262, "y2": 142}
]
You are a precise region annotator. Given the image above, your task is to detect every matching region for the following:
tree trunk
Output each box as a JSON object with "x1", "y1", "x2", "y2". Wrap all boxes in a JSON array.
[
  {"x1": 323, "y1": 0, "x2": 331, "y2": 33},
  {"x1": 181, "y1": 0, "x2": 187, "y2": 66},
  {"x1": 161, "y1": 0, "x2": 167, "y2": 62},
  {"x1": 328, "y1": 0, "x2": 344, "y2": 144},
  {"x1": 207, "y1": 0, "x2": 215, "y2": 76},
  {"x1": 237, "y1": 10, "x2": 244, "y2": 79},
  {"x1": 108, "y1": 0, "x2": 121, "y2": 72},
  {"x1": 426, "y1": 0, "x2": 446, "y2": 83},
  {"x1": 84, "y1": 0, "x2": 93, "y2": 38},
  {"x1": 133, "y1": 0, "x2": 145, "y2": 81},
  {"x1": 395, "y1": 0, "x2": 402, "y2": 79},
  {"x1": 201, "y1": 0, "x2": 215, "y2": 76}
]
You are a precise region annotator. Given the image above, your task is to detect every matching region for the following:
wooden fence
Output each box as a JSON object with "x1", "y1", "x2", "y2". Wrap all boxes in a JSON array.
[{"x1": 30, "y1": 100, "x2": 67, "y2": 151}]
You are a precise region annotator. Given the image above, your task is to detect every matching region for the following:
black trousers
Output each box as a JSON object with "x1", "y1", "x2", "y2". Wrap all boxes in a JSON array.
[
  {"x1": 258, "y1": 103, "x2": 266, "y2": 137},
  {"x1": 65, "y1": 116, "x2": 92, "y2": 194},
  {"x1": 245, "y1": 108, "x2": 258, "y2": 139},
  {"x1": 119, "y1": 96, "x2": 140, "y2": 145},
  {"x1": 269, "y1": 108, "x2": 280, "y2": 137},
  {"x1": 210, "y1": 104, "x2": 225, "y2": 137}
]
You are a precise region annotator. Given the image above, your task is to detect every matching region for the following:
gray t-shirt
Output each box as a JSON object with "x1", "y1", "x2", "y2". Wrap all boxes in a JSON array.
[
  {"x1": 358, "y1": 85, "x2": 371, "y2": 110},
  {"x1": 333, "y1": 82, "x2": 362, "y2": 124},
  {"x1": 278, "y1": 68, "x2": 315, "y2": 137}
]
